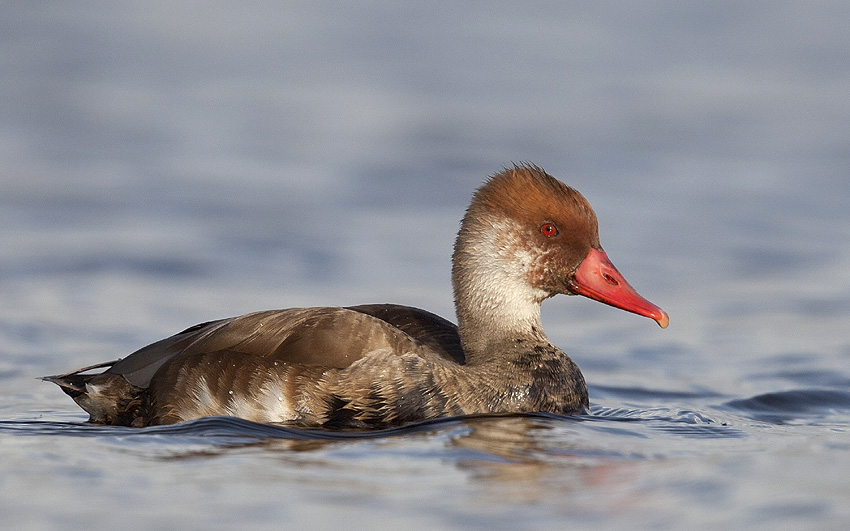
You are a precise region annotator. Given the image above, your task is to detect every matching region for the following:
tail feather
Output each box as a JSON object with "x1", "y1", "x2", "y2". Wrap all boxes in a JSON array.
[
  {"x1": 43, "y1": 359, "x2": 119, "y2": 394},
  {"x1": 43, "y1": 360, "x2": 147, "y2": 426}
]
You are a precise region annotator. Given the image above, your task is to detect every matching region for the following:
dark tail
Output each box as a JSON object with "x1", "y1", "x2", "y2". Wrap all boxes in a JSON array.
[
  {"x1": 43, "y1": 360, "x2": 147, "y2": 426},
  {"x1": 42, "y1": 360, "x2": 120, "y2": 396}
]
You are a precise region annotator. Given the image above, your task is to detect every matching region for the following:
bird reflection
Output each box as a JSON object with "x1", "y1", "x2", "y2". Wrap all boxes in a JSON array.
[{"x1": 128, "y1": 413, "x2": 640, "y2": 505}]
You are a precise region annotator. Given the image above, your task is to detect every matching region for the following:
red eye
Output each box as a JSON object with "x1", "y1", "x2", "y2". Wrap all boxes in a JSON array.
[{"x1": 540, "y1": 223, "x2": 558, "y2": 237}]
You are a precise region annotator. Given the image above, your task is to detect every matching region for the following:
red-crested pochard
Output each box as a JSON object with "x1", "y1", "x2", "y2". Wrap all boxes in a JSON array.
[{"x1": 46, "y1": 164, "x2": 668, "y2": 428}]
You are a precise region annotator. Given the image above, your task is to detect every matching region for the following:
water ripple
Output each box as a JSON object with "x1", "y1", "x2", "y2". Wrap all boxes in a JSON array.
[
  {"x1": 586, "y1": 406, "x2": 745, "y2": 438},
  {"x1": 0, "y1": 407, "x2": 746, "y2": 442},
  {"x1": 723, "y1": 389, "x2": 850, "y2": 424}
]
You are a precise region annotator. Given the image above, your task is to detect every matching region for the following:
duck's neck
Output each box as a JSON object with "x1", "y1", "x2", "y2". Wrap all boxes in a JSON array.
[{"x1": 451, "y1": 215, "x2": 551, "y2": 364}]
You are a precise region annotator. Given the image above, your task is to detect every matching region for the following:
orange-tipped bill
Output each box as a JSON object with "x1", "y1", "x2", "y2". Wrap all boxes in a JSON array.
[{"x1": 569, "y1": 248, "x2": 669, "y2": 328}]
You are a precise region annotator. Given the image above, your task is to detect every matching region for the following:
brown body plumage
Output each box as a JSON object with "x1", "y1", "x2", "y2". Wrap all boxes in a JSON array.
[{"x1": 45, "y1": 164, "x2": 667, "y2": 428}]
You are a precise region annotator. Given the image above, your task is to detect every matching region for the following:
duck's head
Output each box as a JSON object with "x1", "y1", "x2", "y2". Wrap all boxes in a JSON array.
[{"x1": 453, "y1": 163, "x2": 668, "y2": 329}]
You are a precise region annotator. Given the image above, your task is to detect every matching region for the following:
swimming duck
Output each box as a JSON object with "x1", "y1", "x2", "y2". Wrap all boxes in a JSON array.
[{"x1": 45, "y1": 164, "x2": 668, "y2": 428}]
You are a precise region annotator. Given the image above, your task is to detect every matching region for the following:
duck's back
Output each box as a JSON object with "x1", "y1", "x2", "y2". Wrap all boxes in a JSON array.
[{"x1": 46, "y1": 305, "x2": 465, "y2": 427}]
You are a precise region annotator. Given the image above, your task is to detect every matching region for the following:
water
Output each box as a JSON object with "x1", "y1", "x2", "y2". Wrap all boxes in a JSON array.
[{"x1": 2, "y1": 3, "x2": 850, "y2": 529}]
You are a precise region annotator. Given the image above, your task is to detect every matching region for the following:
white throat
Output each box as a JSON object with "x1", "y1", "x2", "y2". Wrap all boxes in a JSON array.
[{"x1": 452, "y1": 216, "x2": 551, "y2": 356}]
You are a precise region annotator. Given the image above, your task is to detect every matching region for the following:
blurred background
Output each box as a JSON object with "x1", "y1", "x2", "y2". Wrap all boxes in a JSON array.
[{"x1": 1, "y1": 3, "x2": 849, "y2": 529}]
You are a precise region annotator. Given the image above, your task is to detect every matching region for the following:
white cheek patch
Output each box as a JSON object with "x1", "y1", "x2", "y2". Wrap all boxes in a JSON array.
[{"x1": 463, "y1": 218, "x2": 549, "y2": 321}]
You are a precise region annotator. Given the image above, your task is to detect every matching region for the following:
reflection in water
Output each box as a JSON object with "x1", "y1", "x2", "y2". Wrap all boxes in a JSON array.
[
  {"x1": 0, "y1": 394, "x2": 841, "y2": 527},
  {"x1": 0, "y1": 407, "x2": 742, "y2": 450},
  {"x1": 449, "y1": 416, "x2": 586, "y2": 504},
  {"x1": 0, "y1": 408, "x2": 741, "y2": 509}
]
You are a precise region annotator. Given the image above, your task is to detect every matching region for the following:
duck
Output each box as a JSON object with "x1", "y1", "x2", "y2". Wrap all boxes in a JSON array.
[{"x1": 45, "y1": 164, "x2": 668, "y2": 429}]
